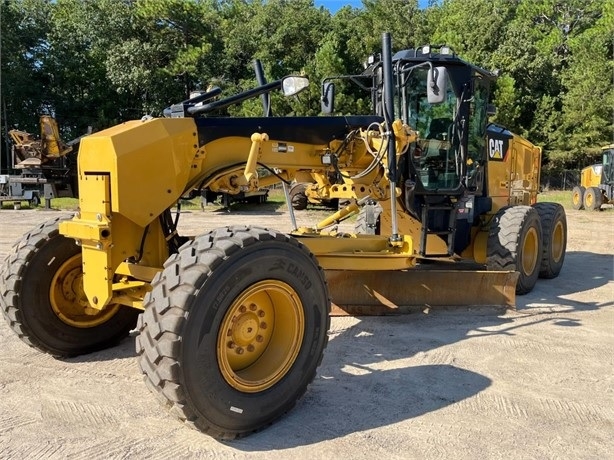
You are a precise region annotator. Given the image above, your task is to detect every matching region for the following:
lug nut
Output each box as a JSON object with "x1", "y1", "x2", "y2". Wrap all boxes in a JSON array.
[
  {"x1": 258, "y1": 310, "x2": 265, "y2": 317},
  {"x1": 249, "y1": 303, "x2": 257, "y2": 311},
  {"x1": 236, "y1": 347, "x2": 244, "y2": 355},
  {"x1": 247, "y1": 345, "x2": 255, "y2": 352},
  {"x1": 256, "y1": 335, "x2": 264, "y2": 343},
  {"x1": 260, "y1": 322, "x2": 267, "y2": 329},
  {"x1": 239, "y1": 305, "x2": 247, "y2": 313},
  {"x1": 227, "y1": 341, "x2": 236, "y2": 349}
]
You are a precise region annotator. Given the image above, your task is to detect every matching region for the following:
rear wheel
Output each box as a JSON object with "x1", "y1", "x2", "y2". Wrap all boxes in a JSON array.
[
  {"x1": 136, "y1": 226, "x2": 330, "y2": 439},
  {"x1": 0, "y1": 217, "x2": 139, "y2": 357},
  {"x1": 571, "y1": 186, "x2": 585, "y2": 210},
  {"x1": 583, "y1": 186, "x2": 602, "y2": 211},
  {"x1": 487, "y1": 206, "x2": 543, "y2": 295},
  {"x1": 354, "y1": 202, "x2": 383, "y2": 235},
  {"x1": 532, "y1": 203, "x2": 567, "y2": 279}
]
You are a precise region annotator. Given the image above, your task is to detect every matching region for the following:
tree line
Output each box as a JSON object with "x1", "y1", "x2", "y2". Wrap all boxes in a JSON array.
[{"x1": 1, "y1": 0, "x2": 612, "y2": 171}]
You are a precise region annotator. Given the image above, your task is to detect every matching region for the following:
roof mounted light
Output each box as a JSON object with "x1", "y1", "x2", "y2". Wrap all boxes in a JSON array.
[
  {"x1": 421, "y1": 45, "x2": 431, "y2": 55},
  {"x1": 439, "y1": 46, "x2": 452, "y2": 55}
]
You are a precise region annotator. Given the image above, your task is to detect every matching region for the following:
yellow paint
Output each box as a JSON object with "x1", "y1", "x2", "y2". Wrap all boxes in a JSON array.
[{"x1": 217, "y1": 280, "x2": 304, "y2": 392}]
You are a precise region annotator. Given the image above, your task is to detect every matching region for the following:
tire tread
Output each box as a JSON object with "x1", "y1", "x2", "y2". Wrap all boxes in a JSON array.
[{"x1": 136, "y1": 225, "x2": 330, "y2": 440}]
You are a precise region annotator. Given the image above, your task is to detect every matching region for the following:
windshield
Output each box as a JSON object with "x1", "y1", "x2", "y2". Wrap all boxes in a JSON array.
[
  {"x1": 602, "y1": 148, "x2": 614, "y2": 183},
  {"x1": 400, "y1": 66, "x2": 461, "y2": 191}
]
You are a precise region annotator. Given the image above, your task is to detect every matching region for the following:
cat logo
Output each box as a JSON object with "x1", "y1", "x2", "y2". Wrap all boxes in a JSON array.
[{"x1": 488, "y1": 138, "x2": 507, "y2": 161}]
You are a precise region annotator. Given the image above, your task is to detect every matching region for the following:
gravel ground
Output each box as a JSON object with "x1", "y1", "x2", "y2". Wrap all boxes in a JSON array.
[{"x1": 0, "y1": 205, "x2": 612, "y2": 459}]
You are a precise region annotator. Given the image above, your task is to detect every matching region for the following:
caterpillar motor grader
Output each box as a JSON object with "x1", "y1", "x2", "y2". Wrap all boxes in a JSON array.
[
  {"x1": 0, "y1": 34, "x2": 566, "y2": 439},
  {"x1": 571, "y1": 144, "x2": 614, "y2": 210}
]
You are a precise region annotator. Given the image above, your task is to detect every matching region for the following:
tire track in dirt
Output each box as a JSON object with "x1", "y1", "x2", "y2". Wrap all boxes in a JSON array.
[
  {"x1": 454, "y1": 392, "x2": 610, "y2": 423},
  {"x1": 0, "y1": 443, "x2": 68, "y2": 460},
  {"x1": 0, "y1": 413, "x2": 39, "y2": 434},
  {"x1": 41, "y1": 399, "x2": 123, "y2": 427}
]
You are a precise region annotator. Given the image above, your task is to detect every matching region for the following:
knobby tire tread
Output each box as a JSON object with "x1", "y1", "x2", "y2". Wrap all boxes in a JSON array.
[
  {"x1": 533, "y1": 202, "x2": 567, "y2": 279},
  {"x1": 136, "y1": 225, "x2": 330, "y2": 440},
  {"x1": 487, "y1": 206, "x2": 542, "y2": 295},
  {"x1": 1, "y1": 216, "x2": 70, "y2": 355}
]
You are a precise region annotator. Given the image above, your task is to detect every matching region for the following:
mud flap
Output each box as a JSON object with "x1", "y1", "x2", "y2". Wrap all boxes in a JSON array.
[{"x1": 325, "y1": 269, "x2": 518, "y2": 316}]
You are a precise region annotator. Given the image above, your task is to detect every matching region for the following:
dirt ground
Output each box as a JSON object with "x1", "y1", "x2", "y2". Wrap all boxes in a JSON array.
[{"x1": 0, "y1": 204, "x2": 612, "y2": 459}]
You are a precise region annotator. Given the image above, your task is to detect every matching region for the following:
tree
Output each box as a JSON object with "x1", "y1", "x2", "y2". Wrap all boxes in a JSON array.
[
  {"x1": 494, "y1": 0, "x2": 606, "y2": 167},
  {"x1": 43, "y1": 0, "x2": 135, "y2": 136},
  {"x1": 557, "y1": 0, "x2": 613, "y2": 167},
  {"x1": 0, "y1": 0, "x2": 52, "y2": 167}
]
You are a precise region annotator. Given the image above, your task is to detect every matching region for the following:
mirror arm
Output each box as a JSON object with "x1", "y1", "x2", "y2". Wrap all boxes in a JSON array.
[{"x1": 189, "y1": 80, "x2": 283, "y2": 116}]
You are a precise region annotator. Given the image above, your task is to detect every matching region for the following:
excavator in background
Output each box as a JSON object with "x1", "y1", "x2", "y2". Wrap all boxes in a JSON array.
[
  {"x1": 1, "y1": 116, "x2": 86, "y2": 207},
  {"x1": 0, "y1": 34, "x2": 566, "y2": 440},
  {"x1": 571, "y1": 144, "x2": 614, "y2": 210}
]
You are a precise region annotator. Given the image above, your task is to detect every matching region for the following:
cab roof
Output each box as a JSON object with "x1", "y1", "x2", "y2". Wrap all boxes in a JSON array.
[{"x1": 392, "y1": 47, "x2": 497, "y2": 80}]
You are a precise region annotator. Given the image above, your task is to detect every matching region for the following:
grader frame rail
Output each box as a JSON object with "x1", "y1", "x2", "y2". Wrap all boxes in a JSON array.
[{"x1": 0, "y1": 33, "x2": 566, "y2": 439}]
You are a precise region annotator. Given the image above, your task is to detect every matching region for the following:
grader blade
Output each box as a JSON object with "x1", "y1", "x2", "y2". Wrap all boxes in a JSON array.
[{"x1": 325, "y1": 269, "x2": 519, "y2": 316}]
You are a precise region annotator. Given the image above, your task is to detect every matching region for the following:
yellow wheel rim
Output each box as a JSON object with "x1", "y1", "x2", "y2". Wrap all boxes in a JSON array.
[
  {"x1": 217, "y1": 280, "x2": 305, "y2": 393},
  {"x1": 551, "y1": 221, "x2": 565, "y2": 263},
  {"x1": 50, "y1": 254, "x2": 120, "y2": 328},
  {"x1": 585, "y1": 193, "x2": 593, "y2": 208},
  {"x1": 521, "y1": 227, "x2": 539, "y2": 275},
  {"x1": 572, "y1": 192, "x2": 581, "y2": 207}
]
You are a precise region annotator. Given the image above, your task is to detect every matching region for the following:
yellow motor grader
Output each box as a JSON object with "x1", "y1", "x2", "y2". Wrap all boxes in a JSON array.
[
  {"x1": 0, "y1": 34, "x2": 566, "y2": 439},
  {"x1": 571, "y1": 144, "x2": 614, "y2": 210}
]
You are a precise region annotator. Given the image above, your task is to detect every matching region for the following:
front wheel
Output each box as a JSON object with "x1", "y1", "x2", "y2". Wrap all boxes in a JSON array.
[
  {"x1": 136, "y1": 226, "x2": 330, "y2": 439},
  {"x1": 0, "y1": 217, "x2": 139, "y2": 357},
  {"x1": 487, "y1": 206, "x2": 543, "y2": 295}
]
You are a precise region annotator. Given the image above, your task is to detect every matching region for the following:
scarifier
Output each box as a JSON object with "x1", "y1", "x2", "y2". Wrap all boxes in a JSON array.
[{"x1": 0, "y1": 33, "x2": 566, "y2": 439}]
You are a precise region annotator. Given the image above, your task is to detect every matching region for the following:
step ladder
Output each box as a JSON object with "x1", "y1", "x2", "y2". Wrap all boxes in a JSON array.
[{"x1": 419, "y1": 201, "x2": 457, "y2": 257}]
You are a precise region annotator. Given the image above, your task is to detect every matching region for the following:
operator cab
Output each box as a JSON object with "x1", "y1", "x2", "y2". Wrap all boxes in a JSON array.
[
  {"x1": 601, "y1": 145, "x2": 614, "y2": 187},
  {"x1": 390, "y1": 46, "x2": 496, "y2": 198}
]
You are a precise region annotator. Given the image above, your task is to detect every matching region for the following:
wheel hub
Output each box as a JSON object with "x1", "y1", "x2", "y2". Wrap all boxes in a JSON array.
[
  {"x1": 226, "y1": 303, "x2": 270, "y2": 356},
  {"x1": 218, "y1": 280, "x2": 304, "y2": 393},
  {"x1": 551, "y1": 221, "x2": 565, "y2": 262},
  {"x1": 521, "y1": 227, "x2": 539, "y2": 275},
  {"x1": 50, "y1": 254, "x2": 120, "y2": 328}
]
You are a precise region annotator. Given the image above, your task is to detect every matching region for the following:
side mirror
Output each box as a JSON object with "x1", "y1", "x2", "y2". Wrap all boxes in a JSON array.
[
  {"x1": 427, "y1": 66, "x2": 448, "y2": 104},
  {"x1": 282, "y1": 76, "x2": 309, "y2": 97},
  {"x1": 321, "y1": 82, "x2": 335, "y2": 114}
]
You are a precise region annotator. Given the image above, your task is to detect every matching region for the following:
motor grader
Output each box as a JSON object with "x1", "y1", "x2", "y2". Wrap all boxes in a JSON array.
[
  {"x1": 571, "y1": 144, "x2": 614, "y2": 210},
  {"x1": 0, "y1": 33, "x2": 566, "y2": 440}
]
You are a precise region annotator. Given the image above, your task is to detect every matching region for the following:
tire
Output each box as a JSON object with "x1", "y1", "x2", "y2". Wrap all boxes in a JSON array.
[
  {"x1": 583, "y1": 186, "x2": 602, "y2": 211},
  {"x1": 289, "y1": 183, "x2": 308, "y2": 210},
  {"x1": 532, "y1": 202, "x2": 567, "y2": 279},
  {"x1": 136, "y1": 226, "x2": 330, "y2": 440},
  {"x1": 486, "y1": 206, "x2": 543, "y2": 295},
  {"x1": 0, "y1": 217, "x2": 139, "y2": 357},
  {"x1": 571, "y1": 186, "x2": 585, "y2": 210},
  {"x1": 354, "y1": 202, "x2": 382, "y2": 235},
  {"x1": 29, "y1": 194, "x2": 40, "y2": 208}
]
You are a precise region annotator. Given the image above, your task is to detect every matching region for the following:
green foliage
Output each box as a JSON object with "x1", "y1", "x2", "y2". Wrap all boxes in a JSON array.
[
  {"x1": 0, "y1": 0, "x2": 52, "y2": 135},
  {"x1": 1, "y1": 0, "x2": 611, "y2": 171}
]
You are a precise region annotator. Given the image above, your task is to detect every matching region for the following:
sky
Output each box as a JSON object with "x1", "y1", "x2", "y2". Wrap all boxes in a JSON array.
[{"x1": 314, "y1": 0, "x2": 431, "y2": 12}]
